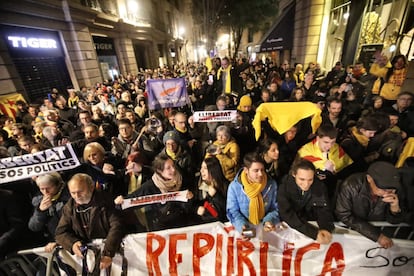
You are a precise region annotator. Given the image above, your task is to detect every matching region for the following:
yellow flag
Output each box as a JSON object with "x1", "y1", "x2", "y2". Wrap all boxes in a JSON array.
[
  {"x1": 206, "y1": 56, "x2": 213, "y2": 73},
  {"x1": 252, "y1": 102, "x2": 322, "y2": 140}
]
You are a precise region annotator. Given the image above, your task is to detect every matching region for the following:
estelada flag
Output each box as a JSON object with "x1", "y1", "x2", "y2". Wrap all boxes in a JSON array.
[
  {"x1": 147, "y1": 78, "x2": 189, "y2": 110},
  {"x1": 0, "y1": 93, "x2": 26, "y2": 119}
]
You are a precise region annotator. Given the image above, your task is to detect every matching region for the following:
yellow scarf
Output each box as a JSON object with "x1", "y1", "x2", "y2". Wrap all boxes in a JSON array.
[
  {"x1": 175, "y1": 126, "x2": 187, "y2": 133},
  {"x1": 217, "y1": 66, "x2": 232, "y2": 94},
  {"x1": 351, "y1": 126, "x2": 369, "y2": 147},
  {"x1": 51, "y1": 188, "x2": 63, "y2": 202},
  {"x1": 128, "y1": 173, "x2": 143, "y2": 193},
  {"x1": 166, "y1": 148, "x2": 177, "y2": 160},
  {"x1": 240, "y1": 170, "x2": 267, "y2": 225}
]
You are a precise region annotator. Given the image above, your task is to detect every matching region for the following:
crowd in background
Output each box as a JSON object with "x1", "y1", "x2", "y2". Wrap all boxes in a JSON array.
[{"x1": 1, "y1": 53, "x2": 414, "y2": 261}]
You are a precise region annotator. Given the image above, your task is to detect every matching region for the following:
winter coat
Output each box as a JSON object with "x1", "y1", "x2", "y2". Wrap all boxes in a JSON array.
[
  {"x1": 335, "y1": 173, "x2": 406, "y2": 242},
  {"x1": 55, "y1": 191, "x2": 125, "y2": 257},
  {"x1": 193, "y1": 182, "x2": 227, "y2": 223},
  {"x1": 226, "y1": 170, "x2": 280, "y2": 233},
  {"x1": 28, "y1": 189, "x2": 70, "y2": 240},
  {"x1": 278, "y1": 175, "x2": 335, "y2": 240},
  {"x1": 126, "y1": 178, "x2": 196, "y2": 231},
  {"x1": 209, "y1": 139, "x2": 240, "y2": 181}
]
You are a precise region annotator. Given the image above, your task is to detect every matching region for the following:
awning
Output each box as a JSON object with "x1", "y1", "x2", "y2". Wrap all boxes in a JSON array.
[{"x1": 259, "y1": 3, "x2": 295, "y2": 52}]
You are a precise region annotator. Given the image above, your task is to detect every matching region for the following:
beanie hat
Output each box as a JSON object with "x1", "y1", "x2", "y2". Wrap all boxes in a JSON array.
[
  {"x1": 237, "y1": 95, "x2": 252, "y2": 111},
  {"x1": 367, "y1": 161, "x2": 400, "y2": 190},
  {"x1": 163, "y1": 131, "x2": 180, "y2": 145}
]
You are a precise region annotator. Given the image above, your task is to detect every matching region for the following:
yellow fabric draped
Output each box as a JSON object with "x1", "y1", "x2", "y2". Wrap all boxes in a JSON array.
[
  {"x1": 252, "y1": 102, "x2": 322, "y2": 140},
  {"x1": 240, "y1": 170, "x2": 267, "y2": 225}
]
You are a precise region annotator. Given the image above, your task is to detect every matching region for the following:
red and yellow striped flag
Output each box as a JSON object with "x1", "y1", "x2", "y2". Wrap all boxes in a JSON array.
[{"x1": 0, "y1": 93, "x2": 27, "y2": 119}]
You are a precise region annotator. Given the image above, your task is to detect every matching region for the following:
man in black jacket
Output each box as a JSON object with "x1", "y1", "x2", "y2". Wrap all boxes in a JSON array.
[
  {"x1": 335, "y1": 161, "x2": 406, "y2": 249},
  {"x1": 278, "y1": 159, "x2": 335, "y2": 244},
  {"x1": 55, "y1": 173, "x2": 125, "y2": 269}
]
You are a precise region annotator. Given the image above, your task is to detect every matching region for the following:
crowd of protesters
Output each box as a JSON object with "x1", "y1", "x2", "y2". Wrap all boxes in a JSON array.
[{"x1": 1, "y1": 52, "x2": 414, "y2": 262}]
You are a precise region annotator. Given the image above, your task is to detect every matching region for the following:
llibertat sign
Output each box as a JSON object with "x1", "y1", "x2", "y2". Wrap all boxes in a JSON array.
[
  {"x1": 193, "y1": 110, "x2": 238, "y2": 122},
  {"x1": 121, "y1": 190, "x2": 189, "y2": 210},
  {"x1": 0, "y1": 144, "x2": 80, "y2": 182},
  {"x1": 44, "y1": 222, "x2": 413, "y2": 275}
]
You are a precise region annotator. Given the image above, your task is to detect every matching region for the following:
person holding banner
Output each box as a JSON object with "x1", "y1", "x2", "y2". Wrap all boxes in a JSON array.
[
  {"x1": 278, "y1": 159, "x2": 334, "y2": 244},
  {"x1": 55, "y1": 173, "x2": 125, "y2": 270},
  {"x1": 79, "y1": 142, "x2": 124, "y2": 198},
  {"x1": 226, "y1": 152, "x2": 280, "y2": 239},
  {"x1": 114, "y1": 154, "x2": 195, "y2": 231}
]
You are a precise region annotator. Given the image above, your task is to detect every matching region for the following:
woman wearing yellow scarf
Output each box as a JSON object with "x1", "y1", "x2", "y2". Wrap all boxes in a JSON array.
[{"x1": 226, "y1": 152, "x2": 280, "y2": 239}]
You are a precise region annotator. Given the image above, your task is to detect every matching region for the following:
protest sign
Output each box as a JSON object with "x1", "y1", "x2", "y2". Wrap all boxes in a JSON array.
[
  {"x1": 121, "y1": 190, "x2": 189, "y2": 210},
  {"x1": 193, "y1": 110, "x2": 238, "y2": 122},
  {"x1": 0, "y1": 143, "x2": 80, "y2": 182}
]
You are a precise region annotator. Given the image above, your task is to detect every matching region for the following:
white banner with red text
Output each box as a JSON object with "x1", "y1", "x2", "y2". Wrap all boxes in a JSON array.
[
  {"x1": 29, "y1": 222, "x2": 413, "y2": 275},
  {"x1": 121, "y1": 190, "x2": 189, "y2": 210}
]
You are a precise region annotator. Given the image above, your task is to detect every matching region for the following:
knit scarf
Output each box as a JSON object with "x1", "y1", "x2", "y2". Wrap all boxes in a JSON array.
[
  {"x1": 152, "y1": 172, "x2": 182, "y2": 194},
  {"x1": 176, "y1": 126, "x2": 187, "y2": 134},
  {"x1": 217, "y1": 66, "x2": 232, "y2": 94},
  {"x1": 240, "y1": 170, "x2": 267, "y2": 225},
  {"x1": 166, "y1": 148, "x2": 177, "y2": 160},
  {"x1": 128, "y1": 173, "x2": 143, "y2": 194},
  {"x1": 351, "y1": 126, "x2": 369, "y2": 147}
]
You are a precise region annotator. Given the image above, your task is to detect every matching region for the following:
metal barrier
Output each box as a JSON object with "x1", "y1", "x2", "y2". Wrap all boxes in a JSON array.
[{"x1": 334, "y1": 221, "x2": 414, "y2": 240}]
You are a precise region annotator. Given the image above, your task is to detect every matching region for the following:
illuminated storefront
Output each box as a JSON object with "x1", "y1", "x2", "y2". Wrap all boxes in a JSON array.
[
  {"x1": 0, "y1": 25, "x2": 73, "y2": 102},
  {"x1": 325, "y1": 0, "x2": 413, "y2": 68}
]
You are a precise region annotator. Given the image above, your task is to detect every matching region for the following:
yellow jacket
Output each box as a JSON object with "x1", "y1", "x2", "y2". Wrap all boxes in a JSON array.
[
  {"x1": 206, "y1": 139, "x2": 240, "y2": 181},
  {"x1": 298, "y1": 139, "x2": 353, "y2": 172}
]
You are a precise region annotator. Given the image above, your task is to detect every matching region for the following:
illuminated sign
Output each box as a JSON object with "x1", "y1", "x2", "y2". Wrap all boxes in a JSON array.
[
  {"x1": 1, "y1": 25, "x2": 63, "y2": 57},
  {"x1": 7, "y1": 36, "x2": 57, "y2": 49},
  {"x1": 92, "y1": 36, "x2": 116, "y2": 55},
  {"x1": 94, "y1": 43, "x2": 113, "y2": 50}
]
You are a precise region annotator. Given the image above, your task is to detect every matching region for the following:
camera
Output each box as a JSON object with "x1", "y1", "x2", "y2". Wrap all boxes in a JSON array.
[{"x1": 146, "y1": 118, "x2": 162, "y2": 133}]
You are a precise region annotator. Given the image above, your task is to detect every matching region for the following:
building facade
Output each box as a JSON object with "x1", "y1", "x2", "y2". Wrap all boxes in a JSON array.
[
  {"x1": 0, "y1": 0, "x2": 194, "y2": 102},
  {"x1": 247, "y1": 0, "x2": 413, "y2": 72}
]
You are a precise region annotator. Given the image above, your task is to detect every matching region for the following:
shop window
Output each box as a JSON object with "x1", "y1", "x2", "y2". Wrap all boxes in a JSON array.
[{"x1": 13, "y1": 57, "x2": 72, "y2": 103}]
